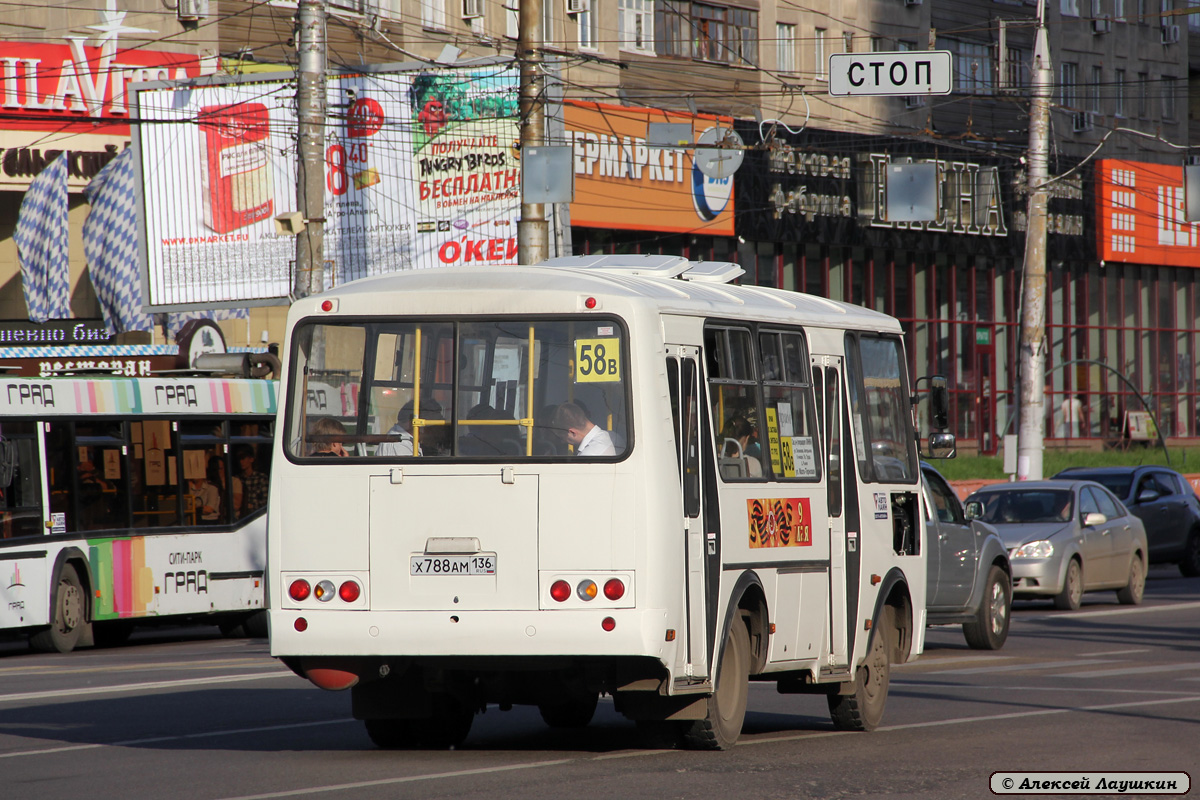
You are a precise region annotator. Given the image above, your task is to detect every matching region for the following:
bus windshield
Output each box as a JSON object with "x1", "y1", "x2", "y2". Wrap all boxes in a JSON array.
[{"x1": 288, "y1": 317, "x2": 630, "y2": 460}]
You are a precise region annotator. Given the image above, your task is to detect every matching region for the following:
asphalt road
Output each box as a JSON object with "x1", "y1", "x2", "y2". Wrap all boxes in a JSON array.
[{"x1": 2, "y1": 565, "x2": 1197, "y2": 800}]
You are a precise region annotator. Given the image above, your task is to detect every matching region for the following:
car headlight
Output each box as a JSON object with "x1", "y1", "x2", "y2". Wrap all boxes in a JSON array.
[{"x1": 1012, "y1": 540, "x2": 1054, "y2": 559}]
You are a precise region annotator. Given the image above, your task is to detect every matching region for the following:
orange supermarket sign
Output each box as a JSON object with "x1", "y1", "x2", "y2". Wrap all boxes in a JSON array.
[
  {"x1": 1096, "y1": 159, "x2": 1200, "y2": 268},
  {"x1": 564, "y1": 101, "x2": 735, "y2": 236}
]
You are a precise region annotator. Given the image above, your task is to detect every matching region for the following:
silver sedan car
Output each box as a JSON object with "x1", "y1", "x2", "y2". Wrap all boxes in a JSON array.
[{"x1": 964, "y1": 480, "x2": 1149, "y2": 610}]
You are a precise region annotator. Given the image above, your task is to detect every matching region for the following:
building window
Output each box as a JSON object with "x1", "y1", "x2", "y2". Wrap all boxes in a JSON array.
[
  {"x1": 1005, "y1": 46, "x2": 1028, "y2": 89},
  {"x1": 654, "y1": 1, "x2": 756, "y2": 65},
  {"x1": 506, "y1": 0, "x2": 517, "y2": 37},
  {"x1": 421, "y1": 0, "x2": 445, "y2": 28},
  {"x1": 1090, "y1": 65, "x2": 1103, "y2": 116},
  {"x1": 843, "y1": 32, "x2": 854, "y2": 52},
  {"x1": 1114, "y1": 0, "x2": 1126, "y2": 21},
  {"x1": 1062, "y1": 0, "x2": 1080, "y2": 14},
  {"x1": 1162, "y1": 75, "x2": 1177, "y2": 120},
  {"x1": 579, "y1": 0, "x2": 600, "y2": 49},
  {"x1": 777, "y1": 23, "x2": 796, "y2": 72},
  {"x1": 1115, "y1": 68, "x2": 1126, "y2": 116},
  {"x1": 814, "y1": 27, "x2": 827, "y2": 79},
  {"x1": 1137, "y1": 72, "x2": 1149, "y2": 117},
  {"x1": 619, "y1": 0, "x2": 655, "y2": 52},
  {"x1": 944, "y1": 39, "x2": 994, "y2": 94}
]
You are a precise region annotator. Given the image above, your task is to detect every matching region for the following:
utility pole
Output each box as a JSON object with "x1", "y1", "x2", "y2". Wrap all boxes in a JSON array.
[
  {"x1": 1016, "y1": 16, "x2": 1052, "y2": 480},
  {"x1": 517, "y1": 0, "x2": 548, "y2": 265},
  {"x1": 294, "y1": 0, "x2": 326, "y2": 298}
]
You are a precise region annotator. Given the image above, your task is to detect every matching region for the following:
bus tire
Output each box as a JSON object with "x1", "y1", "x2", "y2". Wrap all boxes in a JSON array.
[
  {"x1": 538, "y1": 689, "x2": 599, "y2": 728},
  {"x1": 243, "y1": 610, "x2": 269, "y2": 639},
  {"x1": 30, "y1": 564, "x2": 88, "y2": 654},
  {"x1": 364, "y1": 719, "x2": 421, "y2": 749},
  {"x1": 828, "y1": 608, "x2": 892, "y2": 732},
  {"x1": 681, "y1": 612, "x2": 750, "y2": 751},
  {"x1": 93, "y1": 620, "x2": 135, "y2": 648}
]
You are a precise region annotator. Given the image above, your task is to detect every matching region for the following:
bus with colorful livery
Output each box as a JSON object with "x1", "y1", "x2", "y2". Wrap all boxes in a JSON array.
[
  {"x1": 269, "y1": 255, "x2": 953, "y2": 749},
  {"x1": 0, "y1": 373, "x2": 276, "y2": 652}
]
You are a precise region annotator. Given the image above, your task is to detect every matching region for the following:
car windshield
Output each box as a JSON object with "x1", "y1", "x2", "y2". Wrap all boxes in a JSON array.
[
  {"x1": 1062, "y1": 472, "x2": 1131, "y2": 498},
  {"x1": 973, "y1": 489, "x2": 1074, "y2": 524}
]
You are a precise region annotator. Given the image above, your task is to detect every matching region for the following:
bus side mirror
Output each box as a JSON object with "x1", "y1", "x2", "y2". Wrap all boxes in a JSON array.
[
  {"x1": 929, "y1": 375, "x2": 949, "y2": 431},
  {"x1": 923, "y1": 431, "x2": 956, "y2": 459}
]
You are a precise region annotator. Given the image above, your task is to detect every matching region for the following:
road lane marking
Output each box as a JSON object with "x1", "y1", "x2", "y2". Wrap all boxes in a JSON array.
[
  {"x1": 1080, "y1": 649, "x2": 1150, "y2": 656},
  {"x1": 0, "y1": 670, "x2": 296, "y2": 704},
  {"x1": 0, "y1": 718, "x2": 357, "y2": 760},
  {"x1": 1053, "y1": 663, "x2": 1200, "y2": 679},
  {"x1": 893, "y1": 682, "x2": 1196, "y2": 695},
  {"x1": 922, "y1": 658, "x2": 1118, "y2": 675},
  {"x1": 1022, "y1": 600, "x2": 1200, "y2": 620},
  {"x1": 895, "y1": 655, "x2": 1015, "y2": 670},
  {"x1": 0, "y1": 658, "x2": 278, "y2": 678}
]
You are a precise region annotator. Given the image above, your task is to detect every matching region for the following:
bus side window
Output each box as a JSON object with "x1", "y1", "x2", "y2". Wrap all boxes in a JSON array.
[{"x1": 0, "y1": 422, "x2": 43, "y2": 538}]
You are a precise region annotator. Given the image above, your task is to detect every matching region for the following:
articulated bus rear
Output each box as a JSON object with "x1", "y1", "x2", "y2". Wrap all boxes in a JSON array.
[{"x1": 269, "y1": 259, "x2": 952, "y2": 750}]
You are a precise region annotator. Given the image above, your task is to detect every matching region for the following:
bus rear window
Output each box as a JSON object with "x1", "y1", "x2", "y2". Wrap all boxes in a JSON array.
[{"x1": 288, "y1": 318, "x2": 630, "y2": 460}]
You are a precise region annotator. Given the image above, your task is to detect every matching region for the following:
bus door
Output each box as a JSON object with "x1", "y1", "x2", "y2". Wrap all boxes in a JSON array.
[
  {"x1": 666, "y1": 346, "x2": 710, "y2": 682},
  {"x1": 814, "y1": 356, "x2": 849, "y2": 668}
]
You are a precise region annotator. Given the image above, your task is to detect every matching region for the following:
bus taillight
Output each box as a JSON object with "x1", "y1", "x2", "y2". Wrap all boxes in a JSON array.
[
  {"x1": 550, "y1": 580, "x2": 571, "y2": 602},
  {"x1": 314, "y1": 580, "x2": 336, "y2": 601},
  {"x1": 601, "y1": 617, "x2": 616, "y2": 632},
  {"x1": 603, "y1": 578, "x2": 625, "y2": 601},
  {"x1": 576, "y1": 580, "x2": 598, "y2": 601},
  {"x1": 339, "y1": 580, "x2": 361, "y2": 602},
  {"x1": 289, "y1": 579, "x2": 312, "y2": 601}
]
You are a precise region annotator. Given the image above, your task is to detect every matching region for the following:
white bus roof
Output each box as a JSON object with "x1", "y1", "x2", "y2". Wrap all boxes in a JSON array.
[{"x1": 303, "y1": 261, "x2": 902, "y2": 333}]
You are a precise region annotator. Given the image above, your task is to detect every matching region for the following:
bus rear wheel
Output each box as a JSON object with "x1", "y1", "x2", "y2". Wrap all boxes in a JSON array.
[
  {"x1": 30, "y1": 564, "x2": 88, "y2": 654},
  {"x1": 364, "y1": 695, "x2": 474, "y2": 750},
  {"x1": 538, "y1": 689, "x2": 599, "y2": 728},
  {"x1": 828, "y1": 608, "x2": 892, "y2": 732},
  {"x1": 680, "y1": 613, "x2": 750, "y2": 750}
]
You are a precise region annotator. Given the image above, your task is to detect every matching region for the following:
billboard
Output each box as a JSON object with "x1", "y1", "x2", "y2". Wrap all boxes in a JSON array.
[
  {"x1": 564, "y1": 101, "x2": 736, "y2": 236},
  {"x1": 135, "y1": 63, "x2": 519, "y2": 309},
  {"x1": 1096, "y1": 159, "x2": 1200, "y2": 268}
]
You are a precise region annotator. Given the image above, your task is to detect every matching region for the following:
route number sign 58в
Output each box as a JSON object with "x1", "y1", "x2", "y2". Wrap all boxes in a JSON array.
[{"x1": 828, "y1": 51, "x2": 953, "y2": 97}]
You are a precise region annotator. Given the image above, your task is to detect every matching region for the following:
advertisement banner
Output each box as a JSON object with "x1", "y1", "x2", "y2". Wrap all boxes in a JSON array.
[
  {"x1": 136, "y1": 64, "x2": 519, "y2": 308},
  {"x1": 1097, "y1": 159, "x2": 1200, "y2": 268},
  {"x1": 0, "y1": 38, "x2": 208, "y2": 190},
  {"x1": 564, "y1": 101, "x2": 736, "y2": 236}
]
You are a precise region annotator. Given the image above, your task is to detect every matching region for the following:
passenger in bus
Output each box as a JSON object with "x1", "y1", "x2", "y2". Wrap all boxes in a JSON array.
[
  {"x1": 78, "y1": 461, "x2": 114, "y2": 529},
  {"x1": 207, "y1": 456, "x2": 229, "y2": 521},
  {"x1": 236, "y1": 446, "x2": 269, "y2": 514},
  {"x1": 722, "y1": 416, "x2": 763, "y2": 477},
  {"x1": 189, "y1": 472, "x2": 220, "y2": 523},
  {"x1": 377, "y1": 399, "x2": 445, "y2": 457},
  {"x1": 552, "y1": 402, "x2": 616, "y2": 456},
  {"x1": 309, "y1": 417, "x2": 348, "y2": 457},
  {"x1": 459, "y1": 404, "x2": 518, "y2": 456}
]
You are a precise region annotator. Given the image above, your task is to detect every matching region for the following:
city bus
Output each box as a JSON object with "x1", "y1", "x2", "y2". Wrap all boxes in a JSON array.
[
  {"x1": 269, "y1": 255, "x2": 953, "y2": 750},
  {"x1": 0, "y1": 374, "x2": 276, "y2": 652}
]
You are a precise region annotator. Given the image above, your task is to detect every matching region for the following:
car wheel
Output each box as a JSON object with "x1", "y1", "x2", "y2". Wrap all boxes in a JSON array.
[
  {"x1": 1180, "y1": 529, "x2": 1200, "y2": 578},
  {"x1": 828, "y1": 607, "x2": 892, "y2": 732},
  {"x1": 1053, "y1": 558, "x2": 1083, "y2": 611},
  {"x1": 1116, "y1": 555, "x2": 1145, "y2": 605},
  {"x1": 963, "y1": 565, "x2": 1011, "y2": 650}
]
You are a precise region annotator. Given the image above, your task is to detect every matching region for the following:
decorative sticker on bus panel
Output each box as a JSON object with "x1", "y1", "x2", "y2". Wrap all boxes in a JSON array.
[
  {"x1": 764, "y1": 406, "x2": 817, "y2": 479},
  {"x1": 747, "y1": 498, "x2": 813, "y2": 548},
  {"x1": 574, "y1": 337, "x2": 620, "y2": 383}
]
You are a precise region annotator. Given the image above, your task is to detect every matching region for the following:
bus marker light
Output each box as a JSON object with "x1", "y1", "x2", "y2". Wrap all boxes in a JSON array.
[
  {"x1": 321, "y1": 299, "x2": 335, "y2": 312},
  {"x1": 339, "y1": 580, "x2": 361, "y2": 602},
  {"x1": 294, "y1": 617, "x2": 308, "y2": 632},
  {"x1": 665, "y1": 629, "x2": 676, "y2": 641},
  {"x1": 577, "y1": 580, "x2": 598, "y2": 600},
  {"x1": 550, "y1": 580, "x2": 571, "y2": 602},
  {"x1": 601, "y1": 617, "x2": 616, "y2": 632},
  {"x1": 603, "y1": 578, "x2": 625, "y2": 600},
  {"x1": 289, "y1": 579, "x2": 312, "y2": 601},
  {"x1": 314, "y1": 580, "x2": 336, "y2": 601},
  {"x1": 585, "y1": 297, "x2": 597, "y2": 309}
]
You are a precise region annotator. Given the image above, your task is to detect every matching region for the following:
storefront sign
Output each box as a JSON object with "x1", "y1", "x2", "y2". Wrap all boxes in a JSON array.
[
  {"x1": 1011, "y1": 167, "x2": 1086, "y2": 237},
  {"x1": 1, "y1": 15, "x2": 210, "y2": 190},
  {"x1": 865, "y1": 153, "x2": 1008, "y2": 236},
  {"x1": 564, "y1": 101, "x2": 735, "y2": 236},
  {"x1": 1096, "y1": 159, "x2": 1200, "y2": 268},
  {"x1": 0, "y1": 320, "x2": 114, "y2": 347}
]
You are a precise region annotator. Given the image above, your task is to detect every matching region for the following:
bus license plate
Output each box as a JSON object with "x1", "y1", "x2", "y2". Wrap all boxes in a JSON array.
[{"x1": 410, "y1": 555, "x2": 496, "y2": 576}]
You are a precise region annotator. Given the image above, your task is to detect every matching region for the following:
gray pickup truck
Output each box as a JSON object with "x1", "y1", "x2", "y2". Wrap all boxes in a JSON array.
[{"x1": 921, "y1": 462, "x2": 1013, "y2": 650}]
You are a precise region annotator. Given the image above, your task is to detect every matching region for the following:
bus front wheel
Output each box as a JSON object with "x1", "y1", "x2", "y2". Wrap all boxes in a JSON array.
[
  {"x1": 828, "y1": 608, "x2": 892, "y2": 732},
  {"x1": 30, "y1": 564, "x2": 88, "y2": 654}
]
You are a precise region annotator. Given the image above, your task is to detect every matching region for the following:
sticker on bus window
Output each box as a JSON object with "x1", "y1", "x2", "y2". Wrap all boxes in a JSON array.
[
  {"x1": 874, "y1": 493, "x2": 889, "y2": 520},
  {"x1": 574, "y1": 338, "x2": 620, "y2": 383},
  {"x1": 764, "y1": 408, "x2": 782, "y2": 474},
  {"x1": 853, "y1": 414, "x2": 867, "y2": 461},
  {"x1": 777, "y1": 403, "x2": 794, "y2": 437},
  {"x1": 792, "y1": 436, "x2": 817, "y2": 478},
  {"x1": 747, "y1": 498, "x2": 812, "y2": 548},
  {"x1": 50, "y1": 512, "x2": 66, "y2": 535},
  {"x1": 597, "y1": 326, "x2": 613, "y2": 336},
  {"x1": 779, "y1": 436, "x2": 796, "y2": 478}
]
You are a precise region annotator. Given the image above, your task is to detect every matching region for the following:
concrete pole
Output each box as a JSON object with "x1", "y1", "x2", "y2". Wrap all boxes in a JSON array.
[
  {"x1": 1016, "y1": 24, "x2": 1052, "y2": 481},
  {"x1": 294, "y1": 0, "x2": 326, "y2": 298},
  {"x1": 517, "y1": 0, "x2": 548, "y2": 265}
]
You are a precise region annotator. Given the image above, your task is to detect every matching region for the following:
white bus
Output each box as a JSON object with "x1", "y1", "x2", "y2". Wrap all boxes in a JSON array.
[
  {"x1": 269, "y1": 255, "x2": 953, "y2": 749},
  {"x1": 0, "y1": 374, "x2": 276, "y2": 652}
]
